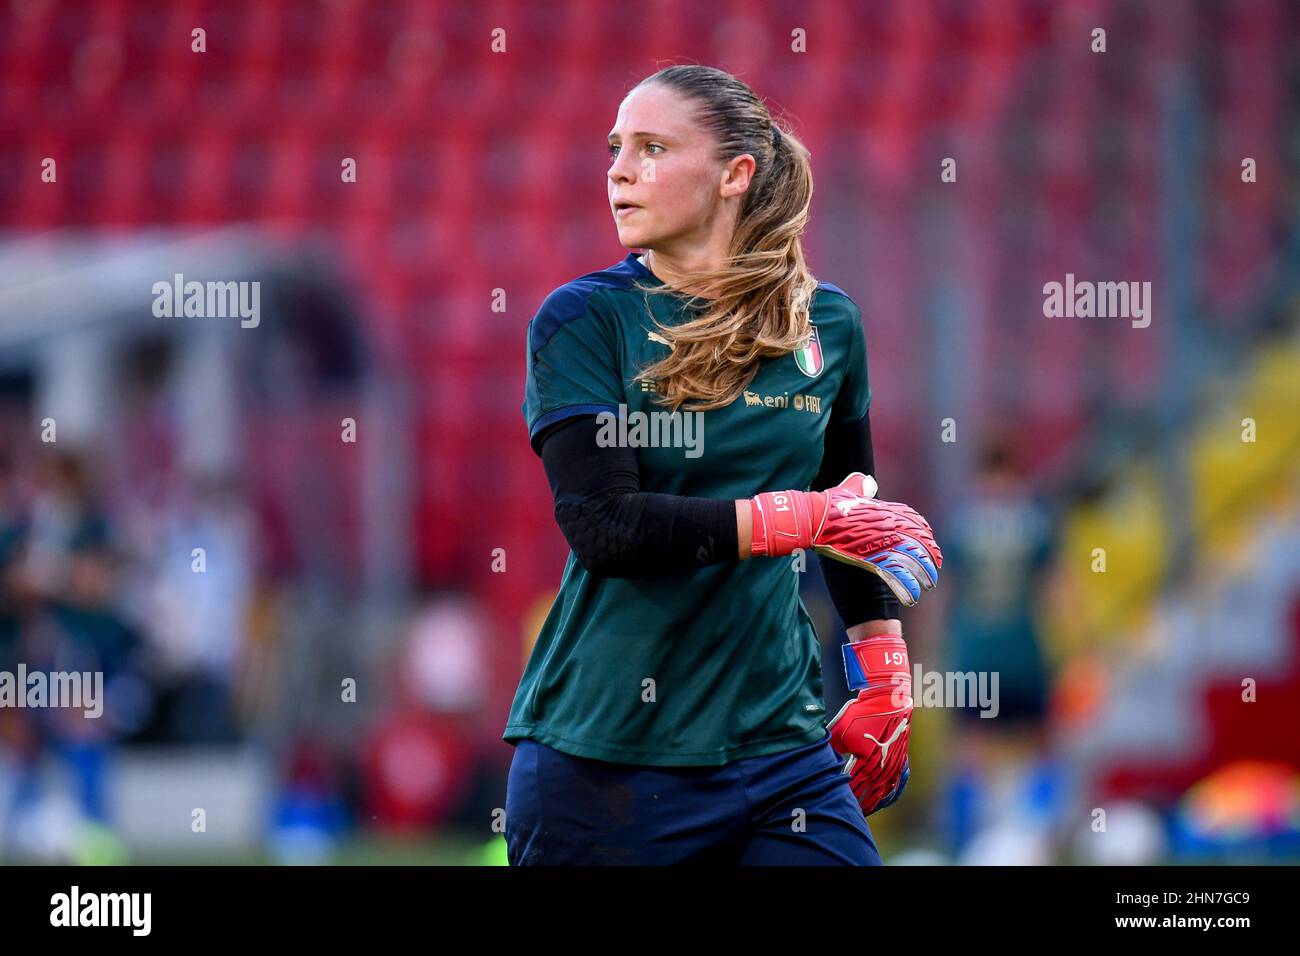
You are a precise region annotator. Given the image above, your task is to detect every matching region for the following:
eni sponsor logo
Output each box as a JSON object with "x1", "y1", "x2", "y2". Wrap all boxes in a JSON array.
[
  {"x1": 743, "y1": 390, "x2": 822, "y2": 414},
  {"x1": 637, "y1": 373, "x2": 822, "y2": 414}
]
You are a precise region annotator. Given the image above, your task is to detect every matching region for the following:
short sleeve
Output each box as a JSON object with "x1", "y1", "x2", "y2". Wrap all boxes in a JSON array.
[
  {"x1": 522, "y1": 284, "x2": 625, "y2": 455},
  {"x1": 832, "y1": 300, "x2": 871, "y2": 425}
]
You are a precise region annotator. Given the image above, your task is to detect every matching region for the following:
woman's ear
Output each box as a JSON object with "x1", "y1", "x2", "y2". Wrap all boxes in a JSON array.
[{"x1": 720, "y1": 153, "x2": 757, "y2": 198}]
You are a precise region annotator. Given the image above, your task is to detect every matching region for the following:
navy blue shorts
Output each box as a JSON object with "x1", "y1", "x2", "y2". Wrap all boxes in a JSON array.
[{"x1": 505, "y1": 731, "x2": 882, "y2": 866}]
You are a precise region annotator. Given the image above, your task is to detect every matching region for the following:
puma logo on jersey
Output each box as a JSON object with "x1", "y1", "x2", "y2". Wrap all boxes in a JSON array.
[{"x1": 863, "y1": 718, "x2": 909, "y2": 768}]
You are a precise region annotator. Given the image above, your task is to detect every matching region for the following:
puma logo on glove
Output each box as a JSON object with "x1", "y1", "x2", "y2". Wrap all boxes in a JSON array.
[
  {"x1": 748, "y1": 472, "x2": 943, "y2": 607},
  {"x1": 829, "y1": 634, "x2": 915, "y2": 816}
]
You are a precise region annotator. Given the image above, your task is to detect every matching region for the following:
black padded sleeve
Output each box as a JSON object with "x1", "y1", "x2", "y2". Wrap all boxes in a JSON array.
[
  {"x1": 812, "y1": 409, "x2": 902, "y2": 627},
  {"x1": 536, "y1": 415, "x2": 738, "y2": 578}
]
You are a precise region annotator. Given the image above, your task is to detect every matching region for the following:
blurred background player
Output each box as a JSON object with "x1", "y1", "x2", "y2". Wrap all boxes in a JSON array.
[{"x1": 937, "y1": 434, "x2": 1063, "y2": 864}]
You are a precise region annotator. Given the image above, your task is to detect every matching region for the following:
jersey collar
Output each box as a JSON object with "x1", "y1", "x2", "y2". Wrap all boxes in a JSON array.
[{"x1": 624, "y1": 251, "x2": 663, "y2": 286}]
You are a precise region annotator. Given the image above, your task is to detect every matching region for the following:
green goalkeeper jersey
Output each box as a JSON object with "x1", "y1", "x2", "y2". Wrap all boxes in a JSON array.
[{"x1": 504, "y1": 251, "x2": 872, "y2": 766}]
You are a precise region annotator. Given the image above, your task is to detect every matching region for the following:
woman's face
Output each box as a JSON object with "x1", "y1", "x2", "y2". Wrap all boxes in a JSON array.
[{"x1": 606, "y1": 84, "x2": 750, "y2": 252}]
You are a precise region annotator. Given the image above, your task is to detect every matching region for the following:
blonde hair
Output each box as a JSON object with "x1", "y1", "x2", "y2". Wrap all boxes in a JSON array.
[{"x1": 631, "y1": 65, "x2": 818, "y2": 412}]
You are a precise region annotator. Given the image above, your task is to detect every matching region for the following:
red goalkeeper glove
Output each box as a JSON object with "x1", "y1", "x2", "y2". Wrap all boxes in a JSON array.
[
  {"x1": 749, "y1": 472, "x2": 942, "y2": 606},
  {"x1": 827, "y1": 634, "x2": 913, "y2": 816}
]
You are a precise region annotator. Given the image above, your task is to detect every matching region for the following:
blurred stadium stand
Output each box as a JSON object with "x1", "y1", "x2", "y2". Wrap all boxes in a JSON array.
[{"x1": 0, "y1": 0, "x2": 1296, "y2": 863}]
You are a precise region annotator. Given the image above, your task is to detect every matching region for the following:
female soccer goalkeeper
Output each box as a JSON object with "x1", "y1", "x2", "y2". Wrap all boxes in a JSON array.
[{"x1": 503, "y1": 64, "x2": 942, "y2": 866}]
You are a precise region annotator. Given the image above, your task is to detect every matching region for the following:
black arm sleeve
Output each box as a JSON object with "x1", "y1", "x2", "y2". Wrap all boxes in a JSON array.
[
  {"x1": 536, "y1": 414, "x2": 738, "y2": 578},
  {"x1": 812, "y1": 409, "x2": 902, "y2": 627}
]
